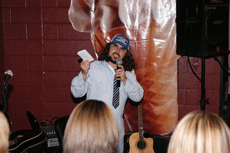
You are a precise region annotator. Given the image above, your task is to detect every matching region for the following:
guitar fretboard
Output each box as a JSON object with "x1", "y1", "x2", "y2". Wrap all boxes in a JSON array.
[{"x1": 138, "y1": 103, "x2": 144, "y2": 141}]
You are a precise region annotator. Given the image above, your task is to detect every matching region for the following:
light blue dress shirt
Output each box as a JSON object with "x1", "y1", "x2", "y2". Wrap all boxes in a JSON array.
[{"x1": 71, "y1": 60, "x2": 144, "y2": 153}]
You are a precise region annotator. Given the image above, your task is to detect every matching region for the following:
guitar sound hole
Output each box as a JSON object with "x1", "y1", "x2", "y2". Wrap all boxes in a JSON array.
[{"x1": 137, "y1": 140, "x2": 146, "y2": 149}]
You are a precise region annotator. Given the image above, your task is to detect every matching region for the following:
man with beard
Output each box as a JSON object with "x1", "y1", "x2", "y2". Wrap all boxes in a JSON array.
[{"x1": 71, "y1": 34, "x2": 144, "y2": 153}]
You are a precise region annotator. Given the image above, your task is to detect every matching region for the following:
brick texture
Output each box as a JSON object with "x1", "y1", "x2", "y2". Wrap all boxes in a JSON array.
[{"x1": 177, "y1": 56, "x2": 220, "y2": 120}]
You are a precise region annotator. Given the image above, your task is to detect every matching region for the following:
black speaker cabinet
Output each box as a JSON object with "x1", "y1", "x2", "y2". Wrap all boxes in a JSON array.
[{"x1": 176, "y1": 0, "x2": 229, "y2": 58}]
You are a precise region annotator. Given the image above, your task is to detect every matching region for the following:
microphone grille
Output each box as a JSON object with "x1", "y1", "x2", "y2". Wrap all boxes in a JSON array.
[
  {"x1": 116, "y1": 59, "x2": 123, "y2": 65},
  {"x1": 5, "y1": 70, "x2": 13, "y2": 77}
]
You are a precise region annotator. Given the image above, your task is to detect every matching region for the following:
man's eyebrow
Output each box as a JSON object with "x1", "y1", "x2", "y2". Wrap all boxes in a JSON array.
[{"x1": 121, "y1": 46, "x2": 126, "y2": 50}]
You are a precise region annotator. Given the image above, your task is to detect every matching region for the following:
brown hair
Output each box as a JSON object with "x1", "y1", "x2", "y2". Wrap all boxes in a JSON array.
[{"x1": 63, "y1": 100, "x2": 119, "y2": 153}]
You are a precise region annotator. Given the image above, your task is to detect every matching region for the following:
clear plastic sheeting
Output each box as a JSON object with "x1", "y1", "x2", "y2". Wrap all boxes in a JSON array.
[{"x1": 69, "y1": 0, "x2": 179, "y2": 134}]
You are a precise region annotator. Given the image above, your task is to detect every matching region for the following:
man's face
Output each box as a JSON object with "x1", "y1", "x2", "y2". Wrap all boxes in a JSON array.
[{"x1": 109, "y1": 43, "x2": 127, "y2": 61}]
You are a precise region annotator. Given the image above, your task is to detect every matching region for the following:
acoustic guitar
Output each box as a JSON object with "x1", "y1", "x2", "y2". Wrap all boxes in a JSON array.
[
  {"x1": 9, "y1": 129, "x2": 47, "y2": 153},
  {"x1": 129, "y1": 103, "x2": 154, "y2": 153}
]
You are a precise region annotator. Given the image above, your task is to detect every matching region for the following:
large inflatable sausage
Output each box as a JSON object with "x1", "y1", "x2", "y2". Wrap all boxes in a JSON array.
[{"x1": 69, "y1": 0, "x2": 179, "y2": 134}]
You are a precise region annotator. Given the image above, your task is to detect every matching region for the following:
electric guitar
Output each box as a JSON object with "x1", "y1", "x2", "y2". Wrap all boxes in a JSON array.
[{"x1": 129, "y1": 103, "x2": 155, "y2": 153}]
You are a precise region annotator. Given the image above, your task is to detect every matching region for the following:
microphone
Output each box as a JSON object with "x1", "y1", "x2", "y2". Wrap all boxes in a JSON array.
[
  {"x1": 116, "y1": 59, "x2": 123, "y2": 87},
  {"x1": 3, "y1": 70, "x2": 13, "y2": 87}
]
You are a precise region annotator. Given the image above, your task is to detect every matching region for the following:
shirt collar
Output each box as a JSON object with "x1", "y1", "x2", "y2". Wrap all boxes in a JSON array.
[
  {"x1": 108, "y1": 63, "x2": 115, "y2": 74},
  {"x1": 100, "y1": 60, "x2": 115, "y2": 74}
]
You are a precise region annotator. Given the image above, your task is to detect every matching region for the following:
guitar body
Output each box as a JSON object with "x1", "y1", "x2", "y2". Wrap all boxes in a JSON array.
[
  {"x1": 9, "y1": 129, "x2": 47, "y2": 153},
  {"x1": 128, "y1": 103, "x2": 155, "y2": 153},
  {"x1": 129, "y1": 132, "x2": 154, "y2": 153}
]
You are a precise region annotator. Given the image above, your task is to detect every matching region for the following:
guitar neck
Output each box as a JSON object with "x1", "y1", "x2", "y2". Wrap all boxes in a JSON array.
[{"x1": 138, "y1": 103, "x2": 144, "y2": 141}]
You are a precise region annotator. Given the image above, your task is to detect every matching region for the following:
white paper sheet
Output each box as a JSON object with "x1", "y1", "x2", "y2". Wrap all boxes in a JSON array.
[{"x1": 77, "y1": 49, "x2": 94, "y2": 62}]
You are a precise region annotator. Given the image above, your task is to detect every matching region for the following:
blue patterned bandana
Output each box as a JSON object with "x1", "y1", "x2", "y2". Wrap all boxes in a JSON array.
[{"x1": 110, "y1": 34, "x2": 130, "y2": 51}]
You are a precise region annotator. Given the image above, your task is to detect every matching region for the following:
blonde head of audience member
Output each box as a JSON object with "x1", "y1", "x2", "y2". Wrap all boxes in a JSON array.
[
  {"x1": 63, "y1": 100, "x2": 119, "y2": 153},
  {"x1": 0, "y1": 111, "x2": 10, "y2": 153},
  {"x1": 168, "y1": 110, "x2": 230, "y2": 153}
]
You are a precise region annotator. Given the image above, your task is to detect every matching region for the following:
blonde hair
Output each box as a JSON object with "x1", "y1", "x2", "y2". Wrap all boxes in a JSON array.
[
  {"x1": 63, "y1": 100, "x2": 119, "y2": 153},
  {"x1": 0, "y1": 112, "x2": 10, "y2": 153},
  {"x1": 168, "y1": 110, "x2": 230, "y2": 153}
]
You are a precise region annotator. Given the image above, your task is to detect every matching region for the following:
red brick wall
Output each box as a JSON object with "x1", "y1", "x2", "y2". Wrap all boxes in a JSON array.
[
  {"x1": 2, "y1": 0, "x2": 95, "y2": 132},
  {"x1": 1, "y1": 0, "x2": 221, "y2": 133},
  {"x1": 178, "y1": 56, "x2": 220, "y2": 120}
]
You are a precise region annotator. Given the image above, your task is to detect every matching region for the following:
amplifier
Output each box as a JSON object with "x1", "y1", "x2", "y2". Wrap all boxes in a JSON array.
[
  {"x1": 40, "y1": 124, "x2": 60, "y2": 148},
  {"x1": 26, "y1": 111, "x2": 60, "y2": 149}
]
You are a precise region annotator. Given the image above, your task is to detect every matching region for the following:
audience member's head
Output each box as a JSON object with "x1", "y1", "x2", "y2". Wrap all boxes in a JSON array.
[
  {"x1": 168, "y1": 110, "x2": 230, "y2": 153},
  {"x1": 0, "y1": 112, "x2": 10, "y2": 153},
  {"x1": 63, "y1": 100, "x2": 119, "y2": 153}
]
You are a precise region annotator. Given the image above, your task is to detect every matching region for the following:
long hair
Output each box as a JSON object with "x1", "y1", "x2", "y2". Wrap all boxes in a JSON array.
[
  {"x1": 63, "y1": 100, "x2": 119, "y2": 153},
  {"x1": 0, "y1": 112, "x2": 10, "y2": 153},
  {"x1": 98, "y1": 43, "x2": 135, "y2": 71},
  {"x1": 168, "y1": 110, "x2": 230, "y2": 153}
]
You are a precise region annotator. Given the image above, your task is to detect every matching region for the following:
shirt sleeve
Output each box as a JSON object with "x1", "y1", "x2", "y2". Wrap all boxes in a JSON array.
[
  {"x1": 71, "y1": 71, "x2": 90, "y2": 98},
  {"x1": 123, "y1": 70, "x2": 144, "y2": 102}
]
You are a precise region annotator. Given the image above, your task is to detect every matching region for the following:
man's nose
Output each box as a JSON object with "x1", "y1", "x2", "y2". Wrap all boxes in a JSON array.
[{"x1": 115, "y1": 48, "x2": 121, "y2": 53}]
